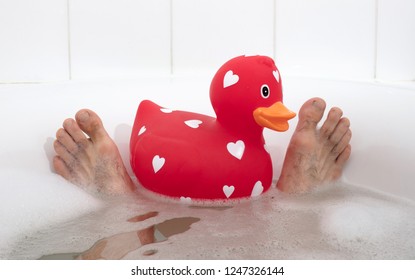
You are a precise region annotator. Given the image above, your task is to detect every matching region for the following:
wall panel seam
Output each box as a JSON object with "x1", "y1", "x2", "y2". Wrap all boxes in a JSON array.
[
  {"x1": 67, "y1": 0, "x2": 72, "y2": 80},
  {"x1": 374, "y1": 0, "x2": 379, "y2": 80}
]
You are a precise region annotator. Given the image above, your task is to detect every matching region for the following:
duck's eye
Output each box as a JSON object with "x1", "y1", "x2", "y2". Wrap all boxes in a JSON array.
[{"x1": 261, "y1": 84, "x2": 270, "y2": 99}]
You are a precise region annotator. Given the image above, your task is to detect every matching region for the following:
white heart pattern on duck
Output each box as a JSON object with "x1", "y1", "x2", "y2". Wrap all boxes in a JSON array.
[
  {"x1": 152, "y1": 155, "x2": 165, "y2": 173},
  {"x1": 223, "y1": 185, "x2": 235, "y2": 198},
  {"x1": 160, "y1": 108, "x2": 173, "y2": 113},
  {"x1": 184, "y1": 120, "x2": 203, "y2": 129},
  {"x1": 180, "y1": 196, "x2": 192, "y2": 204},
  {"x1": 251, "y1": 181, "x2": 264, "y2": 197},
  {"x1": 227, "y1": 140, "x2": 245, "y2": 160},
  {"x1": 223, "y1": 70, "x2": 239, "y2": 88},
  {"x1": 138, "y1": 125, "x2": 146, "y2": 136},
  {"x1": 273, "y1": 70, "x2": 280, "y2": 83}
]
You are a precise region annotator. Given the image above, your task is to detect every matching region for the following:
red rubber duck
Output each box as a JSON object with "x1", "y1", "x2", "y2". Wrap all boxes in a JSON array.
[{"x1": 130, "y1": 55, "x2": 296, "y2": 202}]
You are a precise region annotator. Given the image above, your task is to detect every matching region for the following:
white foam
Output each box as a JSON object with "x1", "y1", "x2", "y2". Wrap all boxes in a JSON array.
[
  {"x1": 321, "y1": 198, "x2": 403, "y2": 242},
  {"x1": 4, "y1": 182, "x2": 415, "y2": 259},
  {"x1": 0, "y1": 169, "x2": 103, "y2": 258},
  {"x1": 317, "y1": 188, "x2": 415, "y2": 259},
  {"x1": 1, "y1": 78, "x2": 415, "y2": 259}
]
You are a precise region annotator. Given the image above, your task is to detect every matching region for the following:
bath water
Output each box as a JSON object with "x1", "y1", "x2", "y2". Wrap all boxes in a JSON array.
[
  {"x1": 2, "y1": 77, "x2": 415, "y2": 260},
  {"x1": 3, "y1": 181, "x2": 415, "y2": 259}
]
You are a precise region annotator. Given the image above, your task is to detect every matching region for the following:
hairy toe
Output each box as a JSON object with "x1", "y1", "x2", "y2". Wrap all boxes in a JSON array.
[
  {"x1": 53, "y1": 156, "x2": 72, "y2": 180},
  {"x1": 296, "y1": 97, "x2": 326, "y2": 132},
  {"x1": 320, "y1": 107, "x2": 343, "y2": 139},
  {"x1": 332, "y1": 129, "x2": 352, "y2": 156},
  {"x1": 63, "y1": 118, "x2": 87, "y2": 143},
  {"x1": 53, "y1": 139, "x2": 75, "y2": 165},
  {"x1": 328, "y1": 117, "x2": 350, "y2": 145},
  {"x1": 336, "y1": 144, "x2": 352, "y2": 165},
  {"x1": 75, "y1": 109, "x2": 109, "y2": 142},
  {"x1": 56, "y1": 128, "x2": 78, "y2": 154}
]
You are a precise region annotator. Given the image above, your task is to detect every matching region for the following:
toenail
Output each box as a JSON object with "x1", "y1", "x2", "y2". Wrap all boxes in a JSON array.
[
  {"x1": 312, "y1": 100, "x2": 324, "y2": 110},
  {"x1": 56, "y1": 128, "x2": 65, "y2": 139},
  {"x1": 63, "y1": 119, "x2": 73, "y2": 128},
  {"x1": 331, "y1": 107, "x2": 343, "y2": 116},
  {"x1": 78, "y1": 111, "x2": 90, "y2": 122}
]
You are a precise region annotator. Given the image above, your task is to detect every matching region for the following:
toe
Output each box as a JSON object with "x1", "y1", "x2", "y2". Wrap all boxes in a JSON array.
[
  {"x1": 75, "y1": 109, "x2": 109, "y2": 142},
  {"x1": 332, "y1": 129, "x2": 352, "y2": 156},
  {"x1": 63, "y1": 118, "x2": 87, "y2": 143},
  {"x1": 53, "y1": 156, "x2": 72, "y2": 180},
  {"x1": 54, "y1": 139, "x2": 75, "y2": 165},
  {"x1": 320, "y1": 107, "x2": 343, "y2": 139},
  {"x1": 56, "y1": 128, "x2": 79, "y2": 154},
  {"x1": 296, "y1": 97, "x2": 326, "y2": 132},
  {"x1": 336, "y1": 144, "x2": 352, "y2": 166},
  {"x1": 328, "y1": 117, "x2": 350, "y2": 145}
]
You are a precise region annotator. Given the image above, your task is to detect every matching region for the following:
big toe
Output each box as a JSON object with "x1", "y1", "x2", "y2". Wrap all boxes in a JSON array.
[
  {"x1": 75, "y1": 109, "x2": 108, "y2": 142},
  {"x1": 296, "y1": 97, "x2": 326, "y2": 131}
]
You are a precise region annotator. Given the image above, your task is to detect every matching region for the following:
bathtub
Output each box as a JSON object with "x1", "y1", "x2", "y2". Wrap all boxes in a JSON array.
[{"x1": 1, "y1": 76, "x2": 415, "y2": 259}]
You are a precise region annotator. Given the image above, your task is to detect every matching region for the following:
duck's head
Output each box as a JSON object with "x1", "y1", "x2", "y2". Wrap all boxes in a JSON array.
[{"x1": 210, "y1": 55, "x2": 296, "y2": 134}]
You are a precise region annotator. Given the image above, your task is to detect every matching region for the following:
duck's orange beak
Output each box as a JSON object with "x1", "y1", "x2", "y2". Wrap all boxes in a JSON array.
[{"x1": 253, "y1": 102, "x2": 296, "y2": 132}]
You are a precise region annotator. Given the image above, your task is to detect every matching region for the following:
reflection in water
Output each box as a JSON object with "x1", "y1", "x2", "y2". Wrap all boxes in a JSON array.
[
  {"x1": 142, "y1": 249, "x2": 158, "y2": 256},
  {"x1": 79, "y1": 216, "x2": 200, "y2": 259},
  {"x1": 38, "y1": 252, "x2": 79, "y2": 260},
  {"x1": 39, "y1": 213, "x2": 200, "y2": 260},
  {"x1": 127, "y1": 211, "x2": 158, "y2": 222}
]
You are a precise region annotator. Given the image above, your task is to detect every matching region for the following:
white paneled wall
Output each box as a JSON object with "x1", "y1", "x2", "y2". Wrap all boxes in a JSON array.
[
  {"x1": 69, "y1": 0, "x2": 171, "y2": 79},
  {"x1": 172, "y1": 0, "x2": 275, "y2": 74},
  {"x1": 0, "y1": 0, "x2": 69, "y2": 82},
  {"x1": 0, "y1": 0, "x2": 414, "y2": 82},
  {"x1": 376, "y1": 0, "x2": 415, "y2": 81},
  {"x1": 275, "y1": 0, "x2": 376, "y2": 80}
]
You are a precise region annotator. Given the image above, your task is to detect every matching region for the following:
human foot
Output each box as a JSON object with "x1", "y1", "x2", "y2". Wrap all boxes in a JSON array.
[
  {"x1": 277, "y1": 98, "x2": 352, "y2": 193},
  {"x1": 53, "y1": 109, "x2": 135, "y2": 194}
]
